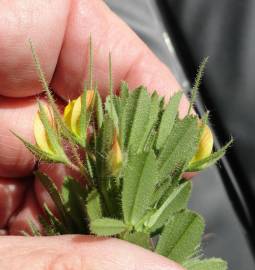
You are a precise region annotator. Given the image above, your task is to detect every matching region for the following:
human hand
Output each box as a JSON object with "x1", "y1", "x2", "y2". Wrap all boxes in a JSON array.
[{"x1": 0, "y1": 1, "x2": 189, "y2": 269}]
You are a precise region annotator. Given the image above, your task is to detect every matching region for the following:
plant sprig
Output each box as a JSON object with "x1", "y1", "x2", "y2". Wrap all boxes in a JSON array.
[{"x1": 15, "y1": 38, "x2": 231, "y2": 270}]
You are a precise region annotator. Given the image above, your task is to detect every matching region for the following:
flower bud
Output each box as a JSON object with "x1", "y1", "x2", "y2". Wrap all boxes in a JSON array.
[
  {"x1": 34, "y1": 104, "x2": 55, "y2": 155},
  {"x1": 64, "y1": 90, "x2": 94, "y2": 136},
  {"x1": 108, "y1": 131, "x2": 122, "y2": 176},
  {"x1": 191, "y1": 124, "x2": 213, "y2": 164}
]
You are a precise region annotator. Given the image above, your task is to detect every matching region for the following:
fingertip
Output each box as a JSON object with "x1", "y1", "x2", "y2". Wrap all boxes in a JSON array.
[
  {"x1": 0, "y1": 177, "x2": 28, "y2": 228},
  {"x1": 8, "y1": 188, "x2": 43, "y2": 235},
  {"x1": 0, "y1": 97, "x2": 37, "y2": 177}
]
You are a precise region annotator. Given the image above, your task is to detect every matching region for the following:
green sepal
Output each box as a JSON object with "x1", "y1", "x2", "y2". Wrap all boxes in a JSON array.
[
  {"x1": 78, "y1": 88, "x2": 88, "y2": 146},
  {"x1": 90, "y1": 218, "x2": 129, "y2": 236},
  {"x1": 188, "y1": 139, "x2": 233, "y2": 172},
  {"x1": 11, "y1": 131, "x2": 64, "y2": 163},
  {"x1": 156, "y1": 210, "x2": 205, "y2": 264},
  {"x1": 184, "y1": 258, "x2": 228, "y2": 270},
  {"x1": 29, "y1": 40, "x2": 81, "y2": 146},
  {"x1": 188, "y1": 57, "x2": 208, "y2": 115},
  {"x1": 37, "y1": 100, "x2": 69, "y2": 163}
]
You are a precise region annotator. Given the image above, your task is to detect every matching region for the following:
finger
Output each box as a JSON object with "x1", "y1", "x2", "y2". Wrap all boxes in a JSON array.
[
  {"x1": 0, "y1": 177, "x2": 28, "y2": 228},
  {"x1": 0, "y1": 235, "x2": 184, "y2": 270},
  {"x1": 51, "y1": 0, "x2": 187, "y2": 114},
  {"x1": 0, "y1": 96, "x2": 37, "y2": 177},
  {"x1": 0, "y1": 0, "x2": 70, "y2": 97},
  {"x1": 8, "y1": 187, "x2": 43, "y2": 235}
]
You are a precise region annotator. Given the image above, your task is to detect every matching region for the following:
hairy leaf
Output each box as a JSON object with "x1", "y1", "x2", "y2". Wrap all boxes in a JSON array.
[
  {"x1": 90, "y1": 218, "x2": 128, "y2": 236},
  {"x1": 156, "y1": 91, "x2": 182, "y2": 150},
  {"x1": 86, "y1": 189, "x2": 103, "y2": 221},
  {"x1": 184, "y1": 258, "x2": 228, "y2": 270},
  {"x1": 123, "y1": 232, "x2": 152, "y2": 249},
  {"x1": 96, "y1": 116, "x2": 114, "y2": 178},
  {"x1": 139, "y1": 91, "x2": 161, "y2": 152},
  {"x1": 122, "y1": 151, "x2": 157, "y2": 225},
  {"x1": 158, "y1": 116, "x2": 200, "y2": 181},
  {"x1": 120, "y1": 87, "x2": 150, "y2": 152},
  {"x1": 61, "y1": 176, "x2": 88, "y2": 233},
  {"x1": 146, "y1": 181, "x2": 192, "y2": 232},
  {"x1": 156, "y1": 210, "x2": 205, "y2": 263}
]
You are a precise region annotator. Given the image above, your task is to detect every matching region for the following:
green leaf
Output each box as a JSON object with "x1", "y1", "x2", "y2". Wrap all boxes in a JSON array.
[
  {"x1": 151, "y1": 177, "x2": 173, "y2": 206},
  {"x1": 138, "y1": 91, "x2": 161, "y2": 152},
  {"x1": 184, "y1": 258, "x2": 228, "y2": 270},
  {"x1": 146, "y1": 181, "x2": 192, "y2": 232},
  {"x1": 120, "y1": 87, "x2": 151, "y2": 152},
  {"x1": 112, "y1": 81, "x2": 130, "y2": 122},
  {"x1": 158, "y1": 116, "x2": 200, "y2": 181},
  {"x1": 156, "y1": 210, "x2": 205, "y2": 264},
  {"x1": 86, "y1": 189, "x2": 103, "y2": 221},
  {"x1": 188, "y1": 139, "x2": 233, "y2": 172},
  {"x1": 35, "y1": 171, "x2": 70, "y2": 229},
  {"x1": 90, "y1": 218, "x2": 128, "y2": 236},
  {"x1": 123, "y1": 232, "x2": 152, "y2": 250},
  {"x1": 61, "y1": 176, "x2": 88, "y2": 233},
  {"x1": 96, "y1": 116, "x2": 114, "y2": 178},
  {"x1": 156, "y1": 91, "x2": 182, "y2": 150},
  {"x1": 122, "y1": 150, "x2": 158, "y2": 225}
]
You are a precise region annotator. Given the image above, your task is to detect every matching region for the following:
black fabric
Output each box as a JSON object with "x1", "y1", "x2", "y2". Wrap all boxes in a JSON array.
[
  {"x1": 106, "y1": 1, "x2": 254, "y2": 269},
  {"x1": 161, "y1": 0, "x2": 255, "y2": 194}
]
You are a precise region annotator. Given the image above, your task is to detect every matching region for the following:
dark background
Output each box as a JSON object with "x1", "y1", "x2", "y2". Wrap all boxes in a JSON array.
[{"x1": 106, "y1": 0, "x2": 255, "y2": 269}]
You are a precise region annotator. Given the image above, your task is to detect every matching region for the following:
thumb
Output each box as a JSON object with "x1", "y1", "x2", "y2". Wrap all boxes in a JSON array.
[{"x1": 0, "y1": 235, "x2": 184, "y2": 270}]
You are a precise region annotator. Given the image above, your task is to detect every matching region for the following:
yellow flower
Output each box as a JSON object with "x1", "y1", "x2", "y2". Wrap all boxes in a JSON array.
[
  {"x1": 108, "y1": 131, "x2": 122, "y2": 176},
  {"x1": 64, "y1": 90, "x2": 94, "y2": 136},
  {"x1": 34, "y1": 104, "x2": 55, "y2": 155},
  {"x1": 191, "y1": 124, "x2": 213, "y2": 163}
]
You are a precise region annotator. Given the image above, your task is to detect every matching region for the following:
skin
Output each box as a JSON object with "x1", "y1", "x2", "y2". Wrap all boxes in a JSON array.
[{"x1": 0, "y1": 0, "x2": 190, "y2": 269}]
